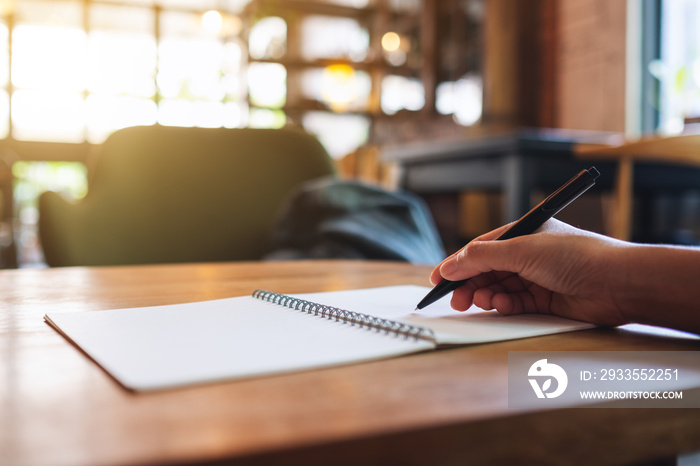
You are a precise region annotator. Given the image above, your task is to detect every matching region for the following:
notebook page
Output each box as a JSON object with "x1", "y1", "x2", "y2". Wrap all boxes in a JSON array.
[
  {"x1": 294, "y1": 285, "x2": 595, "y2": 345},
  {"x1": 45, "y1": 295, "x2": 435, "y2": 391}
]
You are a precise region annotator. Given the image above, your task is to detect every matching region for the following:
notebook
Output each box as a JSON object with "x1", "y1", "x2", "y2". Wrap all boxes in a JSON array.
[{"x1": 44, "y1": 285, "x2": 594, "y2": 391}]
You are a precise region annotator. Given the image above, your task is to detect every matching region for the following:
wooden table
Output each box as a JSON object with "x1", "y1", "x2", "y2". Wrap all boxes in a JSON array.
[{"x1": 2, "y1": 260, "x2": 700, "y2": 466}]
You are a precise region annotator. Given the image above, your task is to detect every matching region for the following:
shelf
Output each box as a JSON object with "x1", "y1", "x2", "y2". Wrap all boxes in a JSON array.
[
  {"x1": 243, "y1": 0, "x2": 377, "y2": 20},
  {"x1": 242, "y1": 0, "x2": 483, "y2": 146},
  {"x1": 253, "y1": 99, "x2": 375, "y2": 117},
  {"x1": 248, "y1": 57, "x2": 421, "y2": 77}
]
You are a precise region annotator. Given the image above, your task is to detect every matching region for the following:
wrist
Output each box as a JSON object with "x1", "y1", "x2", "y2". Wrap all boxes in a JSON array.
[{"x1": 614, "y1": 244, "x2": 700, "y2": 333}]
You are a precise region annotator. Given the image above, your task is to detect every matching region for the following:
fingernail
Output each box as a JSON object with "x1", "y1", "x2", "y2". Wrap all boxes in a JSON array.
[{"x1": 440, "y1": 260, "x2": 457, "y2": 277}]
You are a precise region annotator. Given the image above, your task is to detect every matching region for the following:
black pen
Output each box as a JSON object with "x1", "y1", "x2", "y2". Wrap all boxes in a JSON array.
[{"x1": 415, "y1": 166, "x2": 601, "y2": 310}]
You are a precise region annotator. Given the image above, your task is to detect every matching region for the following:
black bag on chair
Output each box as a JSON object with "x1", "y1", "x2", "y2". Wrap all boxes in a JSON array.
[{"x1": 264, "y1": 177, "x2": 445, "y2": 265}]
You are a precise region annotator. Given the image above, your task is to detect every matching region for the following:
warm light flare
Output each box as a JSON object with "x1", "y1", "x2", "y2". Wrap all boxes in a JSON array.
[
  {"x1": 202, "y1": 10, "x2": 223, "y2": 34},
  {"x1": 321, "y1": 64, "x2": 356, "y2": 112},
  {"x1": 381, "y1": 32, "x2": 401, "y2": 53},
  {"x1": 0, "y1": 0, "x2": 15, "y2": 16}
]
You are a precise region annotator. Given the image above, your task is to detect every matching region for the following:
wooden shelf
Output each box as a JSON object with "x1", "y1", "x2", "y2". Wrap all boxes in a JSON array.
[
  {"x1": 248, "y1": 57, "x2": 421, "y2": 77},
  {"x1": 243, "y1": 0, "x2": 484, "y2": 147},
  {"x1": 243, "y1": 0, "x2": 377, "y2": 20},
  {"x1": 283, "y1": 99, "x2": 374, "y2": 116}
]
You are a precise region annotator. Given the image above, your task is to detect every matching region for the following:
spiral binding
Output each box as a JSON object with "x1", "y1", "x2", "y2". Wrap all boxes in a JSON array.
[{"x1": 252, "y1": 289, "x2": 436, "y2": 343}]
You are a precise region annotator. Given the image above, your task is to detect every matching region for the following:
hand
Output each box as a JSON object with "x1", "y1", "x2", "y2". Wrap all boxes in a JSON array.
[{"x1": 430, "y1": 219, "x2": 631, "y2": 326}]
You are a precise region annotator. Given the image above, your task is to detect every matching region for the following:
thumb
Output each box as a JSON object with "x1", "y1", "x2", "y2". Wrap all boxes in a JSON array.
[
  {"x1": 439, "y1": 238, "x2": 529, "y2": 281},
  {"x1": 430, "y1": 222, "x2": 518, "y2": 284}
]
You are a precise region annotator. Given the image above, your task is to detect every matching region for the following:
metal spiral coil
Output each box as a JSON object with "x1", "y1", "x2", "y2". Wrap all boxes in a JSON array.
[{"x1": 252, "y1": 289, "x2": 436, "y2": 342}]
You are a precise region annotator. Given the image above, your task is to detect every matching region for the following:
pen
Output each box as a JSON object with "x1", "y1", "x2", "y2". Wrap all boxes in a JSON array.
[{"x1": 415, "y1": 166, "x2": 601, "y2": 310}]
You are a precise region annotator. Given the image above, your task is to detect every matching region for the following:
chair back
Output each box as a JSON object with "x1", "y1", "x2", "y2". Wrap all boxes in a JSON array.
[{"x1": 39, "y1": 125, "x2": 335, "y2": 266}]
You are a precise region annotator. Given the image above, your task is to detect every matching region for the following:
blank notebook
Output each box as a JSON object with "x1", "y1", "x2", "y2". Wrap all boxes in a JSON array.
[{"x1": 44, "y1": 285, "x2": 594, "y2": 391}]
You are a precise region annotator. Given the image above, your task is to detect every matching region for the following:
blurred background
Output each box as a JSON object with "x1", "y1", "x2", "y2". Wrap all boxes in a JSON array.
[{"x1": 0, "y1": 0, "x2": 699, "y2": 268}]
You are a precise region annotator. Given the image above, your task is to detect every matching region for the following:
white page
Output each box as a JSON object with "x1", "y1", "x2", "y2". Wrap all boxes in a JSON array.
[
  {"x1": 45, "y1": 296, "x2": 435, "y2": 391},
  {"x1": 294, "y1": 285, "x2": 595, "y2": 345}
]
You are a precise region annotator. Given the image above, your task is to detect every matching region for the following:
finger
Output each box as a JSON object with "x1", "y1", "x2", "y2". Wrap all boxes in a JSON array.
[
  {"x1": 492, "y1": 288, "x2": 553, "y2": 315},
  {"x1": 450, "y1": 284, "x2": 476, "y2": 311},
  {"x1": 439, "y1": 218, "x2": 578, "y2": 284},
  {"x1": 473, "y1": 222, "x2": 515, "y2": 242},
  {"x1": 430, "y1": 248, "x2": 464, "y2": 284},
  {"x1": 432, "y1": 222, "x2": 517, "y2": 284},
  {"x1": 493, "y1": 273, "x2": 529, "y2": 293},
  {"x1": 450, "y1": 276, "x2": 511, "y2": 311},
  {"x1": 440, "y1": 239, "x2": 525, "y2": 282},
  {"x1": 491, "y1": 293, "x2": 518, "y2": 314},
  {"x1": 429, "y1": 267, "x2": 442, "y2": 285},
  {"x1": 467, "y1": 270, "x2": 506, "y2": 289},
  {"x1": 473, "y1": 288, "x2": 496, "y2": 310},
  {"x1": 472, "y1": 277, "x2": 521, "y2": 310},
  {"x1": 449, "y1": 274, "x2": 501, "y2": 311},
  {"x1": 446, "y1": 270, "x2": 518, "y2": 311}
]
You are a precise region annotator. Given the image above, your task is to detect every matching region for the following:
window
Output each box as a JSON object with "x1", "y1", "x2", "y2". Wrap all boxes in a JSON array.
[
  {"x1": 3, "y1": 0, "x2": 249, "y2": 144},
  {"x1": 247, "y1": 17, "x2": 286, "y2": 128},
  {"x1": 1, "y1": 19, "x2": 9, "y2": 138},
  {"x1": 300, "y1": 15, "x2": 368, "y2": 62},
  {"x1": 302, "y1": 66, "x2": 372, "y2": 113},
  {"x1": 436, "y1": 74, "x2": 482, "y2": 126},
  {"x1": 302, "y1": 111, "x2": 370, "y2": 160},
  {"x1": 382, "y1": 75, "x2": 424, "y2": 115},
  {"x1": 12, "y1": 1, "x2": 86, "y2": 142},
  {"x1": 652, "y1": 0, "x2": 700, "y2": 133},
  {"x1": 157, "y1": 10, "x2": 245, "y2": 129},
  {"x1": 86, "y1": 4, "x2": 157, "y2": 142},
  {"x1": 1, "y1": 0, "x2": 251, "y2": 267},
  {"x1": 12, "y1": 161, "x2": 88, "y2": 266}
]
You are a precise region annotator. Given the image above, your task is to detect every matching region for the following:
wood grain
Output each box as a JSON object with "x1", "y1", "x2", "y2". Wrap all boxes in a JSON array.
[{"x1": 1, "y1": 260, "x2": 699, "y2": 465}]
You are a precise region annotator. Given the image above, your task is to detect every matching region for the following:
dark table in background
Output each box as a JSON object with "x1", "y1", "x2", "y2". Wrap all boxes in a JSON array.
[{"x1": 383, "y1": 129, "x2": 700, "y2": 246}]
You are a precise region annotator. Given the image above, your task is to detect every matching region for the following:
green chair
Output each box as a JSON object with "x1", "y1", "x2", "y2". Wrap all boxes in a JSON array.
[{"x1": 38, "y1": 125, "x2": 336, "y2": 266}]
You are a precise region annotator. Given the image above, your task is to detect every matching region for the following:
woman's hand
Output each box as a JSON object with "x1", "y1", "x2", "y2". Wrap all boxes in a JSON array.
[{"x1": 430, "y1": 219, "x2": 633, "y2": 327}]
